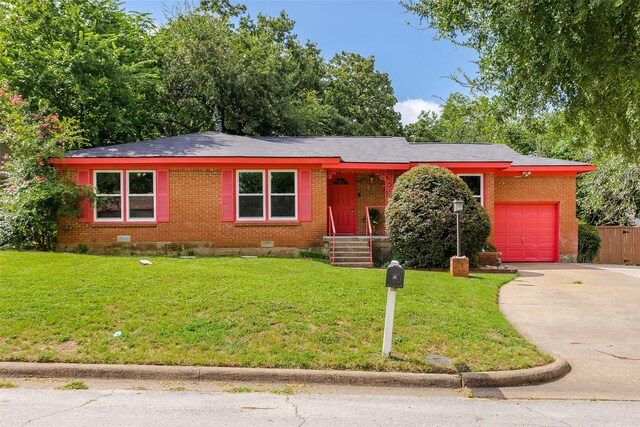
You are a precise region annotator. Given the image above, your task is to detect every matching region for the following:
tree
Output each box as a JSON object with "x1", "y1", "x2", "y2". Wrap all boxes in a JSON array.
[
  {"x1": 404, "y1": 92, "x2": 583, "y2": 157},
  {"x1": 0, "y1": 86, "x2": 90, "y2": 250},
  {"x1": 577, "y1": 156, "x2": 640, "y2": 226},
  {"x1": 0, "y1": 0, "x2": 161, "y2": 146},
  {"x1": 403, "y1": 110, "x2": 440, "y2": 142},
  {"x1": 404, "y1": 0, "x2": 640, "y2": 158},
  {"x1": 157, "y1": 4, "x2": 332, "y2": 136},
  {"x1": 323, "y1": 52, "x2": 402, "y2": 136},
  {"x1": 385, "y1": 165, "x2": 490, "y2": 268}
]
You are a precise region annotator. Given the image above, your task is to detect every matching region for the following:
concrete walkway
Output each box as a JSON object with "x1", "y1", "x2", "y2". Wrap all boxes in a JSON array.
[{"x1": 475, "y1": 263, "x2": 640, "y2": 400}]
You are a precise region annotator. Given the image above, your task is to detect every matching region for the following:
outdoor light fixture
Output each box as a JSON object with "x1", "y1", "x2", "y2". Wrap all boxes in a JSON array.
[{"x1": 453, "y1": 200, "x2": 464, "y2": 257}]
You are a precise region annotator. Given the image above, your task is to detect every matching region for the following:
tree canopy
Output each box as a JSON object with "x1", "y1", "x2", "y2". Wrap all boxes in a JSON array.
[
  {"x1": 158, "y1": 5, "x2": 401, "y2": 137},
  {"x1": 0, "y1": 0, "x2": 402, "y2": 144},
  {"x1": 0, "y1": 0, "x2": 161, "y2": 146},
  {"x1": 404, "y1": 0, "x2": 640, "y2": 158},
  {"x1": 323, "y1": 52, "x2": 402, "y2": 136}
]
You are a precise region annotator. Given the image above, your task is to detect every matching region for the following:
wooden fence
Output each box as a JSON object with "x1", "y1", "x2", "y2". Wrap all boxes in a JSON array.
[{"x1": 595, "y1": 226, "x2": 640, "y2": 265}]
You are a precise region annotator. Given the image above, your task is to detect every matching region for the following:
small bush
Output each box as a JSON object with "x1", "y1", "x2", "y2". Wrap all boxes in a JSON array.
[
  {"x1": 578, "y1": 223, "x2": 601, "y2": 263},
  {"x1": 365, "y1": 208, "x2": 382, "y2": 224},
  {"x1": 299, "y1": 250, "x2": 328, "y2": 262},
  {"x1": 75, "y1": 243, "x2": 89, "y2": 254},
  {"x1": 386, "y1": 165, "x2": 491, "y2": 269}
]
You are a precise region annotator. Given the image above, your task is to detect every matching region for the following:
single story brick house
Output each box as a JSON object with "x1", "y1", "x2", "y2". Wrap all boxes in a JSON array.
[{"x1": 52, "y1": 133, "x2": 594, "y2": 266}]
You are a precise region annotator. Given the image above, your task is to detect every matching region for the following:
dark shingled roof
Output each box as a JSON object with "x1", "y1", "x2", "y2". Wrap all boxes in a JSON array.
[{"x1": 65, "y1": 133, "x2": 591, "y2": 167}]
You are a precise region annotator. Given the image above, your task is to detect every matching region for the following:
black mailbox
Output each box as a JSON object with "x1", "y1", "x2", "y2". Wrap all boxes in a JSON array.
[{"x1": 386, "y1": 261, "x2": 405, "y2": 288}]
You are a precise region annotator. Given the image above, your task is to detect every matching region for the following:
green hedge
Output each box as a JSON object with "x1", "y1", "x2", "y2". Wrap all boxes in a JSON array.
[
  {"x1": 386, "y1": 165, "x2": 491, "y2": 268},
  {"x1": 578, "y1": 223, "x2": 601, "y2": 263}
]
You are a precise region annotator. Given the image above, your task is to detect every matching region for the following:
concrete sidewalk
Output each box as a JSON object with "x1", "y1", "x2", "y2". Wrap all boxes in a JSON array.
[{"x1": 475, "y1": 263, "x2": 640, "y2": 400}]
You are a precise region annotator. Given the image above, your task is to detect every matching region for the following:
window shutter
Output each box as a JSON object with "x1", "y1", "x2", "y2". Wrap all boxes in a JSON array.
[
  {"x1": 298, "y1": 169, "x2": 312, "y2": 222},
  {"x1": 156, "y1": 169, "x2": 170, "y2": 222},
  {"x1": 221, "y1": 169, "x2": 234, "y2": 221},
  {"x1": 76, "y1": 169, "x2": 92, "y2": 222}
]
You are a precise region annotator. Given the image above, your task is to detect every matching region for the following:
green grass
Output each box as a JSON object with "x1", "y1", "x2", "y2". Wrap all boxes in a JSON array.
[
  {"x1": 0, "y1": 381, "x2": 17, "y2": 388},
  {"x1": 226, "y1": 386, "x2": 254, "y2": 393},
  {"x1": 0, "y1": 251, "x2": 551, "y2": 373},
  {"x1": 57, "y1": 380, "x2": 88, "y2": 390}
]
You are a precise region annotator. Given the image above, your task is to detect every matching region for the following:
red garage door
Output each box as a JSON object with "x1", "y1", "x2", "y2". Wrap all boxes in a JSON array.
[{"x1": 494, "y1": 203, "x2": 559, "y2": 262}]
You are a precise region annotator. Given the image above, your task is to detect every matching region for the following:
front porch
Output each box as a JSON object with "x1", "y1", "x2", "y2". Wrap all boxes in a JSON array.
[
  {"x1": 326, "y1": 169, "x2": 397, "y2": 236},
  {"x1": 325, "y1": 169, "x2": 397, "y2": 266}
]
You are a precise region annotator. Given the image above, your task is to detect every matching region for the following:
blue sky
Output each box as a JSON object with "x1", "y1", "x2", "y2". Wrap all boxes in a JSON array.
[{"x1": 123, "y1": 0, "x2": 478, "y2": 124}]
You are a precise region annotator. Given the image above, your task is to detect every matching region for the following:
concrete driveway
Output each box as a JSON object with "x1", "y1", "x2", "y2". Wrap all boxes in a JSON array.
[{"x1": 474, "y1": 263, "x2": 640, "y2": 400}]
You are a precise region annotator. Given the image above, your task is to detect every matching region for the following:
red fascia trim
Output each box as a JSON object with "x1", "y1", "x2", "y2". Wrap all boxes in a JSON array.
[
  {"x1": 51, "y1": 157, "x2": 341, "y2": 167},
  {"x1": 321, "y1": 163, "x2": 410, "y2": 170},
  {"x1": 410, "y1": 162, "x2": 513, "y2": 169},
  {"x1": 500, "y1": 165, "x2": 596, "y2": 173},
  {"x1": 496, "y1": 171, "x2": 578, "y2": 177}
]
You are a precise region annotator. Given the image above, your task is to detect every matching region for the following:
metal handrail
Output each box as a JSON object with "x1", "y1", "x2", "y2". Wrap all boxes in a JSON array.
[
  {"x1": 328, "y1": 206, "x2": 336, "y2": 264},
  {"x1": 365, "y1": 205, "x2": 386, "y2": 265}
]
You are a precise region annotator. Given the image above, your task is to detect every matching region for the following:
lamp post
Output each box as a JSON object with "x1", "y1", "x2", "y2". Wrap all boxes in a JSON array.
[{"x1": 453, "y1": 200, "x2": 464, "y2": 257}]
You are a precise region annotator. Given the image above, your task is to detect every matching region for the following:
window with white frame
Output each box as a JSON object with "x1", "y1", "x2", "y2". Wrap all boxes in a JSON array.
[
  {"x1": 95, "y1": 171, "x2": 123, "y2": 220},
  {"x1": 237, "y1": 171, "x2": 265, "y2": 220},
  {"x1": 127, "y1": 171, "x2": 155, "y2": 220},
  {"x1": 458, "y1": 174, "x2": 483, "y2": 206},
  {"x1": 269, "y1": 171, "x2": 297, "y2": 219}
]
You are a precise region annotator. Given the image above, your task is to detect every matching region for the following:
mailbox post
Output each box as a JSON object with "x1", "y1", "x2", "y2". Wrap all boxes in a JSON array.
[{"x1": 383, "y1": 260, "x2": 404, "y2": 357}]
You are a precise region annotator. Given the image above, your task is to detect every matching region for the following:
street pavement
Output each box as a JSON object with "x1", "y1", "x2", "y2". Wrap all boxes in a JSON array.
[
  {"x1": 2, "y1": 388, "x2": 640, "y2": 426},
  {"x1": 476, "y1": 263, "x2": 640, "y2": 400}
]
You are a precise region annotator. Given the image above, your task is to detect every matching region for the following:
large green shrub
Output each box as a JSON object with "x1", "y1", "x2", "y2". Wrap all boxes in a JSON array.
[
  {"x1": 0, "y1": 85, "x2": 89, "y2": 251},
  {"x1": 577, "y1": 223, "x2": 601, "y2": 263},
  {"x1": 386, "y1": 165, "x2": 491, "y2": 268}
]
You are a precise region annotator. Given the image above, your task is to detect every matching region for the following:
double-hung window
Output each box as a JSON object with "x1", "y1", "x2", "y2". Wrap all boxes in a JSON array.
[
  {"x1": 236, "y1": 170, "x2": 298, "y2": 221},
  {"x1": 95, "y1": 171, "x2": 123, "y2": 221},
  {"x1": 94, "y1": 170, "x2": 156, "y2": 222},
  {"x1": 458, "y1": 174, "x2": 484, "y2": 206},
  {"x1": 269, "y1": 171, "x2": 297, "y2": 220},
  {"x1": 237, "y1": 171, "x2": 265, "y2": 220},
  {"x1": 127, "y1": 171, "x2": 155, "y2": 221}
]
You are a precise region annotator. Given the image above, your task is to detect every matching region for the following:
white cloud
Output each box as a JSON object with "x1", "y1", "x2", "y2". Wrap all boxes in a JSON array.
[{"x1": 394, "y1": 99, "x2": 442, "y2": 126}]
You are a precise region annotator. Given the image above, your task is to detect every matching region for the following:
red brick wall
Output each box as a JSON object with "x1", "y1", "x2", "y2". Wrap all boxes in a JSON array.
[
  {"x1": 487, "y1": 174, "x2": 578, "y2": 261},
  {"x1": 58, "y1": 168, "x2": 327, "y2": 253},
  {"x1": 58, "y1": 167, "x2": 579, "y2": 261},
  {"x1": 355, "y1": 173, "x2": 386, "y2": 235}
]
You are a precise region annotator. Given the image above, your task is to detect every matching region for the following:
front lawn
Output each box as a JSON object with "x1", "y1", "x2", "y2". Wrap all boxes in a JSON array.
[{"x1": 0, "y1": 251, "x2": 550, "y2": 373}]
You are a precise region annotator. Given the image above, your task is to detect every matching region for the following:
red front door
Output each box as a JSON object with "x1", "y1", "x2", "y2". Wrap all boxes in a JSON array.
[{"x1": 328, "y1": 173, "x2": 356, "y2": 235}]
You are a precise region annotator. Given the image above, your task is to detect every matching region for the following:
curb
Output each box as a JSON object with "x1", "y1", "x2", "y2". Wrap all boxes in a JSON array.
[
  {"x1": 0, "y1": 362, "x2": 461, "y2": 389},
  {"x1": 461, "y1": 358, "x2": 571, "y2": 388},
  {"x1": 0, "y1": 359, "x2": 571, "y2": 389}
]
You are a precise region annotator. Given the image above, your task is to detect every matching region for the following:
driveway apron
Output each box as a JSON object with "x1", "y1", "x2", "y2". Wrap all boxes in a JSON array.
[{"x1": 474, "y1": 263, "x2": 640, "y2": 400}]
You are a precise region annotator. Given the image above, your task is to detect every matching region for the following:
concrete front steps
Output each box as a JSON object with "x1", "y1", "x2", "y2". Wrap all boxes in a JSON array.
[{"x1": 330, "y1": 236, "x2": 373, "y2": 268}]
